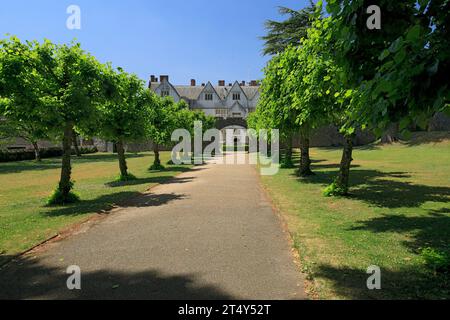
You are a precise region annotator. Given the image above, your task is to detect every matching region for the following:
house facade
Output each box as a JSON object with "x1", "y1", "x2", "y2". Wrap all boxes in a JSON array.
[{"x1": 149, "y1": 75, "x2": 260, "y2": 120}]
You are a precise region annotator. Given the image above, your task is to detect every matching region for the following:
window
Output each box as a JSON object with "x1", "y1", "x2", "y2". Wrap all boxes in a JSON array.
[
  {"x1": 215, "y1": 109, "x2": 228, "y2": 118},
  {"x1": 205, "y1": 93, "x2": 213, "y2": 101},
  {"x1": 161, "y1": 90, "x2": 170, "y2": 97},
  {"x1": 232, "y1": 93, "x2": 241, "y2": 101},
  {"x1": 232, "y1": 112, "x2": 242, "y2": 118}
]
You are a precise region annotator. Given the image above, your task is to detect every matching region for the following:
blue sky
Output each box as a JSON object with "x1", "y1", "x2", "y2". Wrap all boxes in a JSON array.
[{"x1": 0, "y1": 0, "x2": 311, "y2": 85}]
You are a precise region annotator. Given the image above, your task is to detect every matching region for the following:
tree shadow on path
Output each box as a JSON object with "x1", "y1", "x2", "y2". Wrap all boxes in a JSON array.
[{"x1": 0, "y1": 256, "x2": 234, "y2": 300}]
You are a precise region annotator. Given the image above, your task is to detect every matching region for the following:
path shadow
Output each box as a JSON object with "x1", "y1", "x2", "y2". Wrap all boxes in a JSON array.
[
  {"x1": 0, "y1": 256, "x2": 234, "y2": 300},
  {"x1": 0, "y1": 153, "x2": 146, "y2": 174},
  {"x1": 312, "y1": 263, "x2": 449, "y2": 300},
  {"x1": 106, "y1": 175, "x2": 195, "y2": 188},
  {"x1": 42, "y1": 191, "x2": 187, "y2": 217},
  {"x1": 350, "y1": 213, "x2": 450, "y2": 253},
  {"x1": 291, "y1": 167, "x2": 449, "y2": 209},
  {"x1": 0, "y1": 160, "x2": 61, "y2": 174},
  {"x1": 351, "y1": 178, "x2": 450, "y2": 209}
]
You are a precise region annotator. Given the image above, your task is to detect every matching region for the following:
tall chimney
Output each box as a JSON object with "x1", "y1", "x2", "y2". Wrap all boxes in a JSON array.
[
  {"x1": 160, "y1": 75, "x2": 169, "y2": 83},
  {"x1": 218, "y1": 80, "x2": 225, "y2": 86},
  {"x1": 150, "y1": 75, "x2": 156, "y2": 83},
  {"x1": 250, "y1": 80, "x2": 258, "y2": 86},
  {"x1": 241, "y1": 81, "x2": 246, "y2": 86},
  {"x1": 191, "y1": 79, "x2": 196, "y2": 86}
]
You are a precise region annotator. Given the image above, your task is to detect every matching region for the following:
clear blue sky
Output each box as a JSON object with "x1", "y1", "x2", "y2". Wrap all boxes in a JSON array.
[{"x1": 0, "y1": 0, "x2": 312, "y2": 85}]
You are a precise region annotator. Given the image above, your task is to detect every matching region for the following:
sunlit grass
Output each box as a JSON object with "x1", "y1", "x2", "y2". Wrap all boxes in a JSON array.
[
  {"x1": 261, "y1": 137, "x2": 450, "y2": 299},
  {"x1": 0, "y1": 152, "x2": 189, "y2": 263}
]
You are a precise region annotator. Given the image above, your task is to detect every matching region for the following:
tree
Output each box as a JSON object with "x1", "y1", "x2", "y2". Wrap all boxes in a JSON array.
[
  {"x1": 261, "y1": 2, "x2": 316, "y2": 56},
  {"x1": 0, "y1": 37, "x2": 105, "y2": 204},
  {"x1": 0, "y1": 40, "x2": 52, "y2": 161},
  {"x1": 146, "y1": 96, "x2": 181, "y2": 171},
  {"x1": 72, "y1": 129, "x2": 82, "y2": 157},
  {"x1": 323, "y1": 0, "x2": 450, "y2": 195},
  {"x1": 0, "y1": 114, "x2": 49, "y2": 161},
  {"x1": 252, "y1": 53, "x2": 306, "y2": 170},
  {"x1": 98, "y1": 66, "x2": 153, "y2": 181}
]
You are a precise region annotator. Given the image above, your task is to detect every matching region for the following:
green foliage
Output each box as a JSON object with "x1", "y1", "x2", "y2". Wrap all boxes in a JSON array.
[
  {"x1": 261, "y1": 3, "x2": 316, "y2": 56},
  {"x1": 323, "y1": 179, "x2": 348, "y2": 197},
  {"x1": 149, "y1": 163, "x2": 165, "y2": 171},
  {"x1": 326, "y1": 1, "x2": 450, "y2": 136},
  {"x1": 116, "y1": 173, "x2": 137, "y2": 182},
  {"x1": 421, "y1": 247, "x2": 450, "y2": 274},
  {"x1": 280, "y1": 157, "x2": 295, "y2": 169},
  {"x1": 47, "y1": 181, "x2": 80, "y2": 206},
  {"x1": 0, "y1": 37, "x2": 106, "y2": 200},
  {"x1": 146, "y1": 96, "x2": 180, "y2": 147},
  {"x1": 98, "y1": 67, "x2": 152, "y2": 144}
]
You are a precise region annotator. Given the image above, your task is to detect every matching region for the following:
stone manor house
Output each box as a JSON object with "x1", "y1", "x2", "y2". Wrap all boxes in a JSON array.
[{"x1": 149, "y1": 75, "x2": 260, "y2": 120}]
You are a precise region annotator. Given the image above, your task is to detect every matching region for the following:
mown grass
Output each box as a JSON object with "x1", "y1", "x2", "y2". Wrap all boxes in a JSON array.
[
  {"x1": 260, "y1": 136, "x2": 450, "y2": 299},
  {"x1": 0, "y1": 152, "x2": 190, "y2": 264}
]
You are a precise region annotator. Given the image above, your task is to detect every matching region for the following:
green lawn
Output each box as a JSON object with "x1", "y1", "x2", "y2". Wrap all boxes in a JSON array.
[
  {"x1": 260, "y1": 136, "x2": 450, "y2": 299},
  {"x1": 0, "y1": 152, "x2": 189, "y2": 264}
]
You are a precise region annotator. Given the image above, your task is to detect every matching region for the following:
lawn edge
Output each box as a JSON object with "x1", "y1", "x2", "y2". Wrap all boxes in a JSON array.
[
  {"x1": 252, "y1": 165, "x2": 318, "y2": 300},
  {"x1": 0, "y1": 167, "x2": 192, "y2": 269}
]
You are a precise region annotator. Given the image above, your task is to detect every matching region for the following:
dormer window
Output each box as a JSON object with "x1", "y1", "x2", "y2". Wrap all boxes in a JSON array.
[
  {"x1": 232, "y1": 93, "x2": 241, "y2": 101},
  {"x1": 205, "y1": 93, "x2": 213, "y2": 101},
  {"x1": 161, "y1": 90, "x2": 170, "y2": 97}
]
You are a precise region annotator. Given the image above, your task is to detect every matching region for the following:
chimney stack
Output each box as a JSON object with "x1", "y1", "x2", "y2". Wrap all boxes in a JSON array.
[
  {"x1": 250, "y1": 80, "x2": 258, "y2": 86},
  {"x1": 218, "y1": 80, "x2": 225, "y2": 86},
  {"x1": 150, "y1": 75, "x2": 156, "y2": 83},
  {"x1": 160, "y1": 75, "x2": 169, "y2": 83},
  {"x1": 241, "y1": 81, "x2": 246, "y2": 86},
  {"x1": 191, "y1": 79, "x2": 196, "y2": 86}
]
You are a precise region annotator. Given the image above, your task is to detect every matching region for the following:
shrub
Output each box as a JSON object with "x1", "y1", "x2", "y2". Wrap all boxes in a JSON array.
[
  {"x1": 47, "y1": 182, "x2": 80, "y2": 206},
  {"x1": 0, "y1": 146, "x2": 98, "y2": 162},
  {"x1": 323, "y1": 180, "x2": 348, "y2": 197},
  {"x1": 280, "y1": 157, "x2": 295, "y2": 169},
  {"x1": 149, "y1": 163, "x2": 165, "y2": 171},
  {"x1": 420, "y1": 247, "x2": 450, "y2": 274},
  {"x1": 116, "y1": 173, "x2": 137, "y2": 182}
]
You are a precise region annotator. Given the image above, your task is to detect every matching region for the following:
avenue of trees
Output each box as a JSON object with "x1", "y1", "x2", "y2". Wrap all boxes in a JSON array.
[
  {"x1": 249, "y1": 0, "x2": 450, "y2": 196},
  {"x1": 0, "y1": 37, "x2": 214, "y2": 205}
]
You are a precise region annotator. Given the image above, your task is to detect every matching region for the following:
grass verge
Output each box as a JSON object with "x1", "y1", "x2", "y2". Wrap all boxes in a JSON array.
[{"x1": 260, "y1": 137, "x2": 450, "y2": 299}]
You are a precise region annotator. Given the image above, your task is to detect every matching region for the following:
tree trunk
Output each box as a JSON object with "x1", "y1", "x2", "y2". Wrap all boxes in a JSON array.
[
  {"x1": 116, "y1": 139, "x2": 128, "y2": 177},
  {"x1": 72, "y1": 130, "x2": 82, "y2": 157},
  {"x1": 59, "y1": 122, "x2": 74, "y2": 197},
  {"x1": 154, "y1": 143, "x2": 161, "y2": 166},
  {"x1": 31, "y1": 141, "x2": 41, "y2": 162},
  {"x1": 281, "y1": 133, "x2": 294, "y2": 167},
  {"x1": 335, "y1": 135, "x2": 354, "y2": 195},
  {"x1": 285, "y1": 133, "x2": 293, "y2": 162},
  {"x1": 381, "y1": 122, "x2": 400, "y2": 144},
  {"x1": 299, "y1": 129, "x2": 314, "y2": 176}
]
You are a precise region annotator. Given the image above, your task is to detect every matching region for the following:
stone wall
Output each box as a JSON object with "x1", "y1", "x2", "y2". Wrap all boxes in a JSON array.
[
  {"x1": 428, "y1": 112, "x2": 450, "y2": 131},
  {"x1": 292, "y1": 125, "x2": 376, "y2": 148}
]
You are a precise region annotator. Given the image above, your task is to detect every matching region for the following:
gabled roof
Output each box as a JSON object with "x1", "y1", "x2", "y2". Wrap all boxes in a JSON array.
[
  {"x1": 150, "y1": 80, "x2": 260, "y2": 101},
  {"x1": 242, "y1": 86, "x2": 259, "y2": 100},
  {"x1": 225, "y1": 81, "x2": 247, "y2": 100},
  {"x1": 172, "y1": 86, "x2": 204, "y2": 100},
  {"x1": 197, "y1": 81, "x2": 223, "y2": 100},
  {"x1": 151, "y1": 81, "x2": 181, "y2": 100}
]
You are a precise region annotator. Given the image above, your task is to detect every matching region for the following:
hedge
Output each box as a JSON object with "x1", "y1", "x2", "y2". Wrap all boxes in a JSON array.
[{"x1": 0, "y1": 146, "x2": 98, "y2": 163}]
